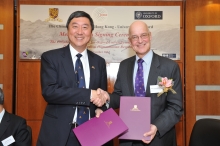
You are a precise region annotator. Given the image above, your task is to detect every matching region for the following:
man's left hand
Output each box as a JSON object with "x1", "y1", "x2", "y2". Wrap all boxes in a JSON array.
[{"x1": 142, "y1": 124, "x2": 158, "y2": 144}]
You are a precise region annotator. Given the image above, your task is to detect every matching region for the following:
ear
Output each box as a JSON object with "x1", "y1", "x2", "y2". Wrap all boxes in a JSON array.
[
  {"x1": 128, "y1": 37, "x2": 132, "y2": 45},
  {"x1": 149, "y1": 32, "x2": 152, "y2": 41}
]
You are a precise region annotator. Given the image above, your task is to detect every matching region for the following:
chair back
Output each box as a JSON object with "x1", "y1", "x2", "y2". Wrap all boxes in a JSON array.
[{"x1": 189, "y1": 118, "x2": 220, "y2": 146}]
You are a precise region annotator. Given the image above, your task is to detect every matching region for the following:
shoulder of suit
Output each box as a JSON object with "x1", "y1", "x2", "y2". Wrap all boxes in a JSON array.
[
  {"x1": 5, "y1": 111, "x2": 26, "y2": 122},
  {"x1": 120, "y1": 55, "x2": 135, "y2": 64},
  {"x1": 42, "y1": 46, "x2": 68, "y2": 56},
  {"x1": 87, "y1": 49, "x2": 105, "y2": 61},
  {"x1": 154, "y1": 53, "x2": 177, "y2": 64}
]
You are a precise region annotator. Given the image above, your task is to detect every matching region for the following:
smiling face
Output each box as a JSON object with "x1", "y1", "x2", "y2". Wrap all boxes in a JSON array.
[
  {"x1": 128, "y1": 21, "x2": 152, "y2": 58},
  {"x1": 67, "y1": 17, "x2": 92, "y2": 52}
]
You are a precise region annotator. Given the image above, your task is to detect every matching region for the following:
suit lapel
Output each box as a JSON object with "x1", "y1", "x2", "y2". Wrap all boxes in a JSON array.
[
  {"x1": 146, "y1": 53, "x2": 161, "y2": 96},
  {"x1": 60, "y1": 45, "x2": 76, "y2": 87},
  {"x1": 0, "y1": 111, "x2": 10, "y2": 138},
  {"x1": 87, "y1": 50, "x2": 95, "y2": 88},
  {"x1": 127, "y1": 56, "x2": 136, "y2": 96}
]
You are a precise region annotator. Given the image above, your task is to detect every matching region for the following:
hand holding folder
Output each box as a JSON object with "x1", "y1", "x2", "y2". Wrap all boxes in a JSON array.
[
  {"x1": 118, "y1": 96, "x2": 151, "y2": 141},
  {"x1": 73, "y1": 108, "x2": 128, "y2": 146}
]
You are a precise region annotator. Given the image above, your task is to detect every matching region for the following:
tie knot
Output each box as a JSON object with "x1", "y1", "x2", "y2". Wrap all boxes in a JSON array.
[
  {"x1": 76, "y1": 53, "x2": 82, "y2": 59},
  {"x1": 138, "y1": 59, "x2": 144, "y2": 64}
]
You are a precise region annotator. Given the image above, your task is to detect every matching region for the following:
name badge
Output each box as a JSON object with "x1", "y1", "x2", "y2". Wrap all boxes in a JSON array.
[
  {"x1": 1, "y1": 135, "x2": 15, "y2": 146},
  {"x1": 150, "y1": 85, "x2": 163, "y2": 93}
]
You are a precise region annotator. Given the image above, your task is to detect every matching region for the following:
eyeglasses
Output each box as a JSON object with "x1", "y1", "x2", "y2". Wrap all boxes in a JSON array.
[{"x1": 130, "y1": 33, "x2": 150, "y2": 41}]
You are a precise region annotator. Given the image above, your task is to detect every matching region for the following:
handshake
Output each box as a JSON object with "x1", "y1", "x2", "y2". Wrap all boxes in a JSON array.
[{"x1": 90, "y1": 88, "x2": 110, "y2": 107}]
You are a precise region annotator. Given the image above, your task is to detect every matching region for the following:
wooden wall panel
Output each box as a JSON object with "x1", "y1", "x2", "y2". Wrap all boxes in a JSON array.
[
  {"x1": 185, "y1": 0, "x2": 220, "y2": 145},
  {"x1": 16, "y1": 62, "x2": 47, "y2": 119},
  {"x1": 196, "y1": 62, "x2": 220, "y2": 84},
  {"x1": 17, "y1": 1, "x2": 185, "y2": 146},
  {"x1": 195, "y1": 92, "x2": 220, "y2": 114},
  {"x1": 0, "y1": 0, "x2": 14, "y2": 112},
  {"x1": 27, "y1": 121, "x2": 42, "y2": 146}
]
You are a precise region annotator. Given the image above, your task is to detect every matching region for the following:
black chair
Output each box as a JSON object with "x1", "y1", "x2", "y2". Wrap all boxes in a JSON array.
[{"x1": 189, "y1": 118, "x2": 220, "y2": 146}]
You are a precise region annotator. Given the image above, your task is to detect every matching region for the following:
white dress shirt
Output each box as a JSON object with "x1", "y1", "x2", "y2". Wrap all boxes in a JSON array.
[
  {"x1": 0, "y1": 108, "x2": 5, "y2": 123},
  {"x1": 69, "y1": 45, "x2": 91, "y2": 123}
]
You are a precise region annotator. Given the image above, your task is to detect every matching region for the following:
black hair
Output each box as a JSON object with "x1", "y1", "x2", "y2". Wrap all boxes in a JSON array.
[
  {"x1": 0, "y1": 88, "x2": 4, "y2": 105},
  {"x1": 66, "y1": 11, "x2": 94, "y2": 31}
]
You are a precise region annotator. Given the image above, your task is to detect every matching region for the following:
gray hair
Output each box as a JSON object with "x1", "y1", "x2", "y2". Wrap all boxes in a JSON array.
[{"x1": 0, "y1": 88, "x2": 4, "y2": 105}]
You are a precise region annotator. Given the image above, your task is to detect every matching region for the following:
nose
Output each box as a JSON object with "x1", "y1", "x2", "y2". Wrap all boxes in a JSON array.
[
  {"x1": 77, "y1": 27, "x2": 83, "y2": 34},
  {"x1": 138, "y1": 36, "x2": 143, "y2": 43}
]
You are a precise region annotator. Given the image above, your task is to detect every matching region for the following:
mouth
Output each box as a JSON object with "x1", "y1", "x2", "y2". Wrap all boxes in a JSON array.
[
  {"x1": 75, "y1": 36, "x2": 84, "y2": 40},
  {"x1": 137, "y1": 43, "x2": 146, "y2": 47}
]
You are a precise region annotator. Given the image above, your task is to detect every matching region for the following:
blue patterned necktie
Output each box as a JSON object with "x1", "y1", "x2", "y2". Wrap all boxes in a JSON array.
[
  {"x1": 75, "y1": 53, "x2": 89, "y2": 125},
  {"x1": 135, "y1": 59, "x2": 146, "y2": 97}
]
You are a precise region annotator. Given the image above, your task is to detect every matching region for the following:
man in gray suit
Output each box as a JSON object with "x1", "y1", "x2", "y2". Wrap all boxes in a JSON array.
[
  {"x1": 0, "y1": 88, "x2": 31, "y2": 146},
  {"x1": 99, "y1": 20, "x2": 183, "y2": 146}
]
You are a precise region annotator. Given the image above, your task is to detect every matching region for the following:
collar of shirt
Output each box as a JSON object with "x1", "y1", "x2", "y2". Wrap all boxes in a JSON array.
[
  {"x1": 0, "y1": 108, "x2": 5, "y2": 123},
  {"x1": 135, "y1": 49, "x2": 153, "y2": 65}
]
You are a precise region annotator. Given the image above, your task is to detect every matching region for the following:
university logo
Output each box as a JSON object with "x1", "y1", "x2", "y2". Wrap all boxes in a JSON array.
[
  {"x1": 49, "y1": 8, "x2": 59, "y2": 19},
  {"x1": 92, "y1": 7, "x2": 108, "y2": 23},
  {"x1": 130, "y1": 105, "x2": 140, "y2": 111},
  {"x1": 45, "y1": 8, "x2": 63, "y2": 22},
  {"x1": 104, "y1": 121, "x2": 113, "y2": 128},
  {"x1": 135, "y1": 11, "x2": 142, "y2": 19}
]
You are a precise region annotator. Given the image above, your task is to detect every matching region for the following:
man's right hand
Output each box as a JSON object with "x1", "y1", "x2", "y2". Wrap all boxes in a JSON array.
[{"x1": 90, "y1": 89, "x2": 109, "y2": 107}]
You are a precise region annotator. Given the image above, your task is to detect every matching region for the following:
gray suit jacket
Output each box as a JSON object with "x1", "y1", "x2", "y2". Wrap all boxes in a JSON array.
[
  {"x1": 37, "y1": 45, "x2": 107, "y2": 146},
  {"x1": 110, "y1": 52, "x2": 183, "y2": 146}
]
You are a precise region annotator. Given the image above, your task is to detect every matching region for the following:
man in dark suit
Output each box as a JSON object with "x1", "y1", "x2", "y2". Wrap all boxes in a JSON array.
[
  {"x1": 0, "y1": 88, "x2": 31, "y2": 146},
  {"x1": 99, "y1": 20, "x2": 183, "y2": 146},
  {"x1": 37, "y1": 11, "x2": 110, "y2": 146}
]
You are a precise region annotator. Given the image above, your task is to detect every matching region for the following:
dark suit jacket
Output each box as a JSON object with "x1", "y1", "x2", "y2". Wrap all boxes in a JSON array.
[
  {"x1": 110, "y1": 52, "x2": 183, "y2": 146},
  {"x1": 37, "y1": 45, "x2": 107, "y2": 146},
  {"x1": 0, "y1": 111, "x2": 31, "y2": 146}
]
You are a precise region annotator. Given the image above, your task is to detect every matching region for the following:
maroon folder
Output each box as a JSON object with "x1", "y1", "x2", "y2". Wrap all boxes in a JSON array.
[
  {"x1": 118, "y1": 96, "x2": 151, "y2": 140},
  {"x1": 73, "y1": 108, "x2": 128, "y2": 146}
]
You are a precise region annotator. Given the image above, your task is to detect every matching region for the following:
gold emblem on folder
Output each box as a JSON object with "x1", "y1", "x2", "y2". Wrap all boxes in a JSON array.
[
  {"x1": 105, "y1": 121, "x2": 112, "y2": 128},
  {"x1": 130, "y1": 105, "x2": 140, "y2": 111}
]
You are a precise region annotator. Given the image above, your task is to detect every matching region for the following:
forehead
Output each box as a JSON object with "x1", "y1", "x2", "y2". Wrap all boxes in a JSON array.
[
  {"x1": 70, "y1": 17, "x2": 90, "y2": 25},
  {"x1": 129, "y1": 22, "x2": 149, "y2": 35}
]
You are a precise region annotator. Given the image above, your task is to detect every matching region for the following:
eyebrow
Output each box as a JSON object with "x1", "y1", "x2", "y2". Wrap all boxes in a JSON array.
[
  {"x1": 131, "y1": 32, "x2": 149, "y2": 36},
  {"x1": 72, "y1": 22, "x2": 90, "y2": 26}
]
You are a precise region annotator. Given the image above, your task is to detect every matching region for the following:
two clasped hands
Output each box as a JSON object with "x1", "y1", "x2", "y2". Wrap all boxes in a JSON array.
[
  {"x1": 91, "y1": 88, "x2": 109, "y2": 108},
  {"x1": 90, "y1": 88, "x2": 157, "y2": 144}
]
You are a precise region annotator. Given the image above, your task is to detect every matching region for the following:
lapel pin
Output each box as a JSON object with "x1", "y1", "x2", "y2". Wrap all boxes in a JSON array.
[{"x1": 91, "y1": 66, "x2": 95, "y2": 69}]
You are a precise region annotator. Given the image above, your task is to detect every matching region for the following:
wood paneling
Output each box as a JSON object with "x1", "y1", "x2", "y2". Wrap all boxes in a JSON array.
[
  {"x1": 185, "y1": 0, "x2": 220, "y2": 145},
  {"x1": 0, "y1": 0, "x2": 14, "y2": 112},
  {"x1": 17, "y1": 1, "x2": 185, "y2": 146},
  {"x1": 16, "y1": 62, "x2": 47, "y2": 120},
  {"x1": 196, "y1": 92, "x2": 220, "y2": 114},
  {"x1": 27, "y1": 121, "x2": 42, "y2": 146},
  {"x1": 196, "y1": 62, "x2": 220, "y2": 84}
]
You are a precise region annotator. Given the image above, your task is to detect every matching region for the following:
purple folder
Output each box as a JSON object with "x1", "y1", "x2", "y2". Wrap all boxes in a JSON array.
[
  {"x1": 73, "y1": 108, "x2": 128, "y2": 146},
  {"x1": 118, "y1": 96, "x2": 151, "y2": 140}
]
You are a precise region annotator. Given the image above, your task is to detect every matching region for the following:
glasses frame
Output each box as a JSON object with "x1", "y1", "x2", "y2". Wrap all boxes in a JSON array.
[{"x1": 130, "y1": 32, "x2": 151, "y2": 42}]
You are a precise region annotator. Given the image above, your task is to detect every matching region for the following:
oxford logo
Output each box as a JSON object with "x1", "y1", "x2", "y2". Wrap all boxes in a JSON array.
[
  {"x1": 45, "y1": 8, "x2": 63, "y2": 22},
  {"x1": 135, "y1": 11, "x2": 142, "y2": 19}
]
